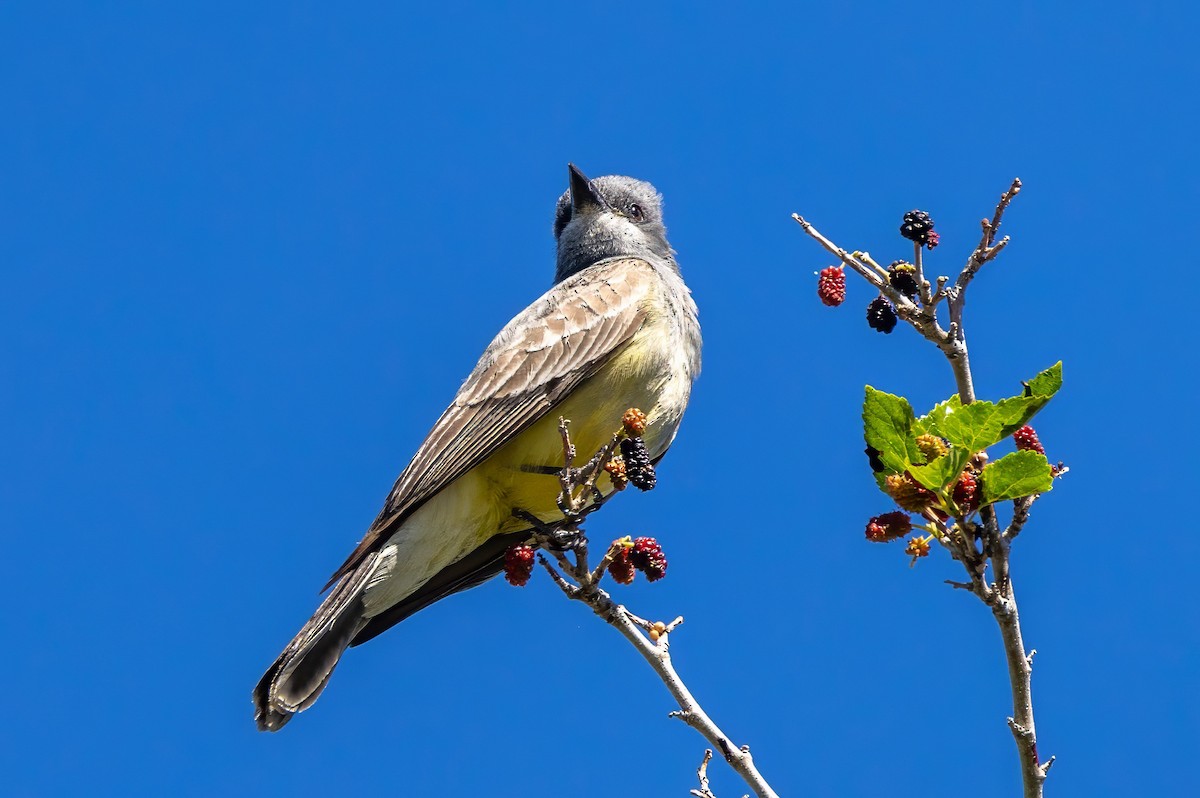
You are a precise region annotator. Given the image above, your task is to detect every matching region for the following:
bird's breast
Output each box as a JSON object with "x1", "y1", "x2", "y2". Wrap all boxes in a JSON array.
[{"x1": 481, "y1": 300, "x2": 699, "y2": 529}]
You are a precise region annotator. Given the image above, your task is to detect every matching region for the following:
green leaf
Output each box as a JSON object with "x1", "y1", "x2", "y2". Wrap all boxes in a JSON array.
[
  {"x1": 913, "y1": 363, "x2": 1064, "y2": 454},
  {"x1": 908, "y1": 447, "x2": 971, "y2": 493},
  {"x1": 913, "y1": 395, "x2": 962, "y2": 438},
  {"x1": 1024, "y1": 361, "x2": 1063, "y2": 399},
  {"x1": 991, "y1": 362, "x2": 1064, "y2": 438},
  {"x1": 939, "y1": 400, "x2": 1007, "y2": 451},
  {"x1": 862, "y1": 387, "x2": 922, "y2": 474},
  {"x1": 980, "y1": 451, "x2": 1053, "y2": 504}
]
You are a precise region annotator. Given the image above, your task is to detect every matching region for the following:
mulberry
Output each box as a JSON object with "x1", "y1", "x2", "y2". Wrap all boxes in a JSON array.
[
  {"x1": 952, "y1": 471, "x2": 978, "y2": 514},
  {"x1": 503, "y1": 544, "x2": 536, "y2": 587},
  {"x1": 607, "y1": 547, "x2": 636, "y2": 585},
  {"x1": 817, "y1": 265, "x2": 847, "y2": 307},
  {"x1": 900, "y1": 210, "x2": 935, "y2": 245},
  {"x1": 885, "y1": 472, "x2": 936, "y2": 512},
  {"x1": 867, "y1": 297, "x2": 898, "y2": 334},
  {"x1": 888, "y1": 260, "x2": 919, "y2": 298},
  {"x1": 604, "y1": 457, "x2": 629, "y2": 491},
  {"x1": 622, "y1": 407, "x2": 648, "y2": 437},
  {"x1": 865, "y1": 511, "x2": 912, "y2": 543},
  {"x1": 630, "y1": 537, "x2": 667, "y2": 582},
  {"x1": 915, "y1": 434, "x2": 948, "y2": 462},
  {"x1": 620, "y1": 437, "x2": 657, "y2": 491},
  {"x1": 1013, "y1": 425, "x2": 1045, "y2": 455}
]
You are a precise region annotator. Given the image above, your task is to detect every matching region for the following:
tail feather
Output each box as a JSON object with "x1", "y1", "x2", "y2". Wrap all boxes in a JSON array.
[{"x1": 253, "y1": 553, "x2": 382, "y2": 731}]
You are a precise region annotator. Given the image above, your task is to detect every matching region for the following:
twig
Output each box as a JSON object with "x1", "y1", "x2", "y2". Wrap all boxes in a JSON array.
[
  {"x1": 914, "y1": 241, "x2": 933, "y2": 307},
  {"x1": 690, "y1": 749, "x2": 717, "y2": 798},
  {"x1": 536, "y1": 554, "x2": 577, "y2": 597},
  {"x1": 556, "y1": 417, "x2": 576, "y2": 509},
  {"x1": 558, "y1": 574, "x2": 778, "y2": 797},
  {"x1": 1006, "y1": 495, "x2": 1037, "y2": 541},
  {"x1": 997, "y1": 580, "x2": 1046, "y2": 798}
]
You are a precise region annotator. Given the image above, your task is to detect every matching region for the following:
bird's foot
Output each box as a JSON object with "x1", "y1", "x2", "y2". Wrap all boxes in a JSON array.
[
  {"x1": 545, "y1": 528, "x2": 586, "y2": 552},
  {"x1": 512, "y1": 508, "x2": 586, "y2": 552}
]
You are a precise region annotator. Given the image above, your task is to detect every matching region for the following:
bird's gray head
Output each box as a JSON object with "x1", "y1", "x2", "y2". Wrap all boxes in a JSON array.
[{"x1": 553, "y1": 165, "x2": 675, "y2": 282}]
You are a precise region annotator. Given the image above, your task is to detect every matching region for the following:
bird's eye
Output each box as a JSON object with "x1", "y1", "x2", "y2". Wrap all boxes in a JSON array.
[{"x1": 628, "y1": 203, "x2": 644, "y2": 222}]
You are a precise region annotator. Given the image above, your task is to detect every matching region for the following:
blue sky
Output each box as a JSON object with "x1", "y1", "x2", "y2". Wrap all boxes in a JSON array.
[{"x1": 3, "y1": 3, "x2": 1196, "y2": 796}]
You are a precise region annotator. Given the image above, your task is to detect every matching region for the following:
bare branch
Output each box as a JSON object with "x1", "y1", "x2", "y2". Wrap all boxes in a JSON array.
[
  {"x1": 527, "y1": 414, "x2": 780, "y2": 798},
  {"x1": 1006, "y1": 495, "x2": 1037, "y2": 541},
  {"x1": 536, "y1": 554, "x2": 576, "y2": 598},
  {"x1": 690, "y1": 749, "x2": 717, "y2": 798},
  {"x1": 984, "y1": 178, "x2": 1023, "y2": 248},
  {"x1": 914, "y1": 241, "x2": 933, "y2": 307}
]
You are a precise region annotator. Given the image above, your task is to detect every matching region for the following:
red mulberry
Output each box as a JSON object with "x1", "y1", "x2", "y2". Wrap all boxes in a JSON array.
[
  {"x1": 630, "y1": 537, "x2": 667, "y2": 582},
  {"x1": 817, "y1": 266, "x2": 846, "y2": 307},
  {"x1": 503, "y1": 544, "x2": 536, "y2": 587},
  {"x1": 952, "y1": 471, "x2": 978, "y2": 514},
  {"x1": 865, "y1": 511, "x2": 912, "y2": 543},
  {"x1": 1013, "y1": 425, "x2": 1045, "y2": 455},
  {"x1": 607, "y1": 547, "x2": 636, "y2": 585}
]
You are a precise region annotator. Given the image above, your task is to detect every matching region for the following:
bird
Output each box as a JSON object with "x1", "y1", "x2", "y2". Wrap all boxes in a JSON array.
[{"x1": 253, "y1": 164, "x2": 702, "y2": 730}]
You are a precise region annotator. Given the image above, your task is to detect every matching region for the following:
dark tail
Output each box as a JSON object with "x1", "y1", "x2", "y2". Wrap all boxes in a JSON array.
[{"x1": 252, "y1": 554, "x2": 381, "y2": 731}]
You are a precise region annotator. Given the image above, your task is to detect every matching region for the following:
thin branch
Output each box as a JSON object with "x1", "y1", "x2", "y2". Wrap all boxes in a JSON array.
[
  {"x1": 556, "y1": 417, "x2": 576, "y2": 508},
  {"x1": 529, "y1": 417, "x2": 780, "y2": 798},
  {"x1": 1005, "y1": 495, "x2": 1037, "y2": 541},
  {"x1": 560, "y1": 579, "x2": 778, "y2": 798},
  {"x1": 536, "y1": 554, "x2": 577, "y2": 597},
  {"x1": 997, "y1": 579, "x2": 1047, "y2": 798},
  {"x1": 691, "y1": 749, "x2": 717, "y2": 798},
  {"x1": 914, "y1": 241, "x2": 933, "y2": 307}
]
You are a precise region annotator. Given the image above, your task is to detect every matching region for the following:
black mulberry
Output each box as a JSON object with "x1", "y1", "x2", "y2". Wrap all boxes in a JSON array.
[
  {"x1": 866, "y1": 296, "x2": 898, "y2": 334},
  {"x1": 620, "y1": 437, "x2": 656, "y2": 491},
  {"x1": 887, "y1": 260, "x2": 919, "y2": 298},
  {"x1": 900, "y1": 210, "x2": 935, "y2": 245}
]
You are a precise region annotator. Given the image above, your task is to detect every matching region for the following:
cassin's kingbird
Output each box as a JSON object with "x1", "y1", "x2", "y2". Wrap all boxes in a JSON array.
[{"x1": 253, "y1": 165, "x2": 701, "y2": 730}]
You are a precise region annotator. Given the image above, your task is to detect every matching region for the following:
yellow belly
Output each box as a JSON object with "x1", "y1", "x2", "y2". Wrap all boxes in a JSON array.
[{"x1": 480, "y1": 323, "x2": 683, "y2": 533}]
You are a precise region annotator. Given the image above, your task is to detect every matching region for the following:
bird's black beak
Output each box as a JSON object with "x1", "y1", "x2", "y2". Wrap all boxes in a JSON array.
[{"x1": 568, "y1": 163, "x2": 605, "y2": 213}]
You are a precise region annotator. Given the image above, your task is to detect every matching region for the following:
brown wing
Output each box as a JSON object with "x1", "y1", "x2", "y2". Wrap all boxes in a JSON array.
[{"x1": 322, "y1": 257, "x2": 656, "y2": 590}]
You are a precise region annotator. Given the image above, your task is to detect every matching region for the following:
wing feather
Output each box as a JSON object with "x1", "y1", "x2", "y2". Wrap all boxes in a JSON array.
[{"x1": 322, "y1": 258, "x2": 656, "y2": 590}]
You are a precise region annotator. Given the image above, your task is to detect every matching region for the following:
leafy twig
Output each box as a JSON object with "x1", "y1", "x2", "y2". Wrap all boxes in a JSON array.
[{"x1": 795, "y1": 180, "x2": 1053, "y2": 798}]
